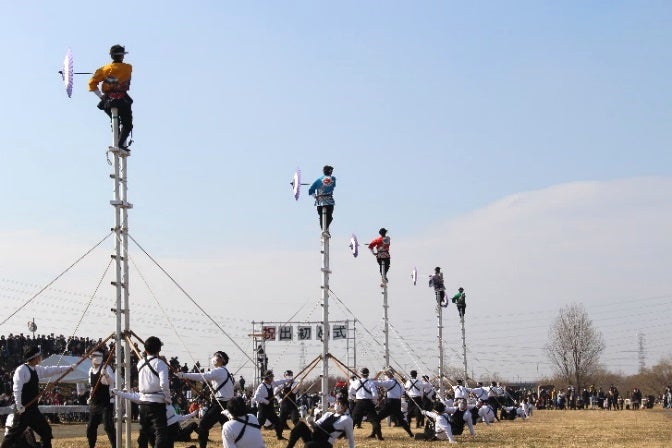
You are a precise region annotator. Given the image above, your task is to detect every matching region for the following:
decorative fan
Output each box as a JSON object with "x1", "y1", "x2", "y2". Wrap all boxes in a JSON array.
[
  {"x1": 349, "y1": 234, "x2": 359, "y2": 257},
  {"x1": 411, "y1": 267, "x2": 418, "y2": 286},
  {"x1": 292, "y1": 168, "x2": 301, "y2": 200},
  {"x1": 62, "y1": 49, "x2": 73, "y2": 97},
  {"x1": 58, "y1": 48, "x2": 91, "y2": 98}
]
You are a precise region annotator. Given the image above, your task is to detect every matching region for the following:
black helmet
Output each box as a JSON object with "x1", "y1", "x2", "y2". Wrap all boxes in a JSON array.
[
  {"x1": 323, "y1": 165, "x2": 334, "y2": 176},
  {"x1": 410, "y1": 370, "x2": 418, "y2": 378},
  {"x1": 359, "y1": 367, "x2": 369, "y2": 376},
  {"x1": 458, "y1": 287, "x2": 464, "y2": 292},
  {"x1": 435, "y1": 267, "x2": 441, "y2": 272},
  {"x1": 109, "y1": 44, "x2": 128, "y2": 56},
  {"x1": 284, "y1": 370, "x2": 293, "y2": 377},
  {"x1": 379, "y1": 228, "x2": 388, "y2": 236},
  {"x1": 264, "y1": 370, "x2": 274, "y2": 379}
]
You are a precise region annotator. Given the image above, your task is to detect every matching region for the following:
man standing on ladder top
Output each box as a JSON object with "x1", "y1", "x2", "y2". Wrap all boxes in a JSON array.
[
  {"x1": 429, "y1": 267, "x2": 447, "y2": 307},
  {"x1": 368, "y1": 227, "x2": 391, "y2": 285},
  {"x1": 175, "y1": 351, "x2": 234, "y2": 448},
  {"x1": 308, "y1": 165, "x2": 336, "y2": 236},
  {"x1": 451, "y1": 287, "x2": 467, "y2": 317},
  {"x1": 89, "y1": 44, "x2": 133, "y2": 150}
]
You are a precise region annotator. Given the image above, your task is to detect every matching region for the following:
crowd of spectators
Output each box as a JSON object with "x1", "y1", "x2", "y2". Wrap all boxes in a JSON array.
[{"x1": 535, "y1": 384, "x2": 669, "y2": 410}]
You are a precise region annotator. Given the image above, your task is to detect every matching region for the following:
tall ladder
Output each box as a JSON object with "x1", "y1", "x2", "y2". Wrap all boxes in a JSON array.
[
  {"x1": 109, "y1": 107, "x2": 133, "y2": 448},
  {"x1": 320, "y1": 208, "x2": 330, "y2": 412}
]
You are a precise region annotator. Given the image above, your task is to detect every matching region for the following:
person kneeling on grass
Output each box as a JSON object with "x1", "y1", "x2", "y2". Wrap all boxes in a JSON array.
[
  {"x1": 416, "y1": 400, "x2": 475, "y2": 443},
  {"x1": 286, "y1": 395, "x2": 354, "y2": 448}
]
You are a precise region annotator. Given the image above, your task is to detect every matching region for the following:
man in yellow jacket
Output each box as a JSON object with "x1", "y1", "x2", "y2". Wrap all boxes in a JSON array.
[{"x1": 89, "y1": 44, "x2": 133, "y2": 149}]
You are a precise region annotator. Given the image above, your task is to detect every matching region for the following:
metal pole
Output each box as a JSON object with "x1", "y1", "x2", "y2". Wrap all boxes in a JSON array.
[
  {"x1": 460, "y1": 312, "x2": 468, "y2": 383},
  {"x1": 382, "y1": 283, "x2": 389, "y2": 367},
  {"x1": 320, "y1": 207, "x2": 330, "y2": 412},
  {"x1": 436, "y1": 291, "x2": 445, "y2": 399}
]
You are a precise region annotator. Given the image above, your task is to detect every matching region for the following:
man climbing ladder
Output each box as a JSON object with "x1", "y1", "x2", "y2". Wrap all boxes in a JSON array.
[{"x1": 89, "y1": 44, "x2": 133, "y2": 149}]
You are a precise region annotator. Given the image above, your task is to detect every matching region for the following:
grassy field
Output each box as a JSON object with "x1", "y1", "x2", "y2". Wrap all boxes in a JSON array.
[{"x1": 39, "y1": 408, "x2": 672, "y2": 448}]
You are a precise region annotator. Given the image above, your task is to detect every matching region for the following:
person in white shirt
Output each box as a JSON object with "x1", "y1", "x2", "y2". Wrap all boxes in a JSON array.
[
  {"x1": 348, "y1": 367, "x2": 381, "y2": 440},
  {"x1": 1, "y1": 345, "x2": 76, "y2": 448},
  {"x1": 137, "y1": 336, "x2": 171, "y2": 448},
  {"x1": 419, "y1": 400, "x2": 475, "y2": 443},
  {"x1": 467, "y1": 381, "x2": 489, "y2": 402},
  {"x1": 475, "y1": 400, "x2": 497, "y2": 425},
  {"x1": 487, "y1": 381, "x2": 505, "y2": 414},
  {"x1": 275, "y1": 370, "x2": 300, "y2": 438},
  {"x1": 86, "y1": 350, "x2": 115, "y2": 448},
  {"x1": 111, "y1": 389, "x2": 199, "y2": 447},
  {"x1": 252, "y1": 370, "x2": 291, "y2": 440},
  {"x1": 286, "y1": 396, "x2": 354, "y2": 448},
  {"x1": 176, "y1": 351, "x2": 234, "y2": 448},
  {"x1": 373, "y1": 369, "x2": 413, "y2": 438},
  {"x1": 221, "y1": 397, "x2": 265, "y2": 448},
  {"x1": 452, "y1": 379, "x2": 468, "y2": 401},
  {"x1": 404, "y1": 370, "x2": 425, "y2": 428}
]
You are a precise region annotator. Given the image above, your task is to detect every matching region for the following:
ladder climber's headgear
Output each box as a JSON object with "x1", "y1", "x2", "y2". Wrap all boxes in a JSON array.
[
  {"x1": 109, "y1": 44, "x2": 128, "y2": 56},
  {"x1": 323, "y1": 165, "x2": 334, "y2": 176},
  {"x1": 359, "y1": 367, "x2": 369, "y2": 377}
]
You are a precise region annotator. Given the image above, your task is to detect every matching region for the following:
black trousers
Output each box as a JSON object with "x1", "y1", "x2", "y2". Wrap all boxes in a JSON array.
[
  {"x1": 407, "y1": 397, "x2": 424, "y2": 427},
  {"x1": 101, "y1": 96, "x2": 133, "y2": 147},
  {"x1": 257, "y1": 403, "x2": 282, "y2": 438},
  {"x1": 87, "y1": 403, "x2": 116, "y2": 448},
  {"x1": 278, "y1": 400, "x2": 300, "y2": 430},
  {"x1": 316, "y1": 205, "x2": 334, "y2": 231},
  {"x1": 287, "y1": 421, "x2": 332, "y2": 448},
  {"x1": 1, "y1": 407, "x2": 52, "y2": 448},
  {"x1": 377, "y1": 398, "x2": 412, "y2": 436},
  {"x1": 171, "y1": 421, "x2": 198, "y2": 442},
  {"x1": 352, "y1": 399, "x2": 381, "y2": 438},
  {"x1": 139, "y1": 402, "x2": 168, "y2": 448},
  {"x1": 198, "y1": 400, "x2": 228, "y2": 448},
  {"x1": 377, "y1": 258, "x2": 391, "y2": 277}
]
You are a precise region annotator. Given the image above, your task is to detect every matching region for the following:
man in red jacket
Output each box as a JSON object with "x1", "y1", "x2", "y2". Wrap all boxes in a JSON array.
[{"x1": 368, "y1": 228, "x2": 391, "y2": 284}]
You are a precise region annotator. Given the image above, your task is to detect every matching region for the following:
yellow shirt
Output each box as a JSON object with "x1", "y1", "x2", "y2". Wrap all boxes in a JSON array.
[{"x1": 88, "y1": 61, "x2": 132, "y2": 97}]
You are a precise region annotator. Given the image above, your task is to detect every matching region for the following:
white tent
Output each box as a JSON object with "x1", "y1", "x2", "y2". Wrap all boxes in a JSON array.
[{"x1": 39, "y1": 354, "x2": 92, "y2": 384}]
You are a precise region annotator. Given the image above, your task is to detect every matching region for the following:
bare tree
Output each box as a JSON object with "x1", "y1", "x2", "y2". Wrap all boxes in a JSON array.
[{"x1": 546, "y1": 303, "x2": 605, "y2": 389}]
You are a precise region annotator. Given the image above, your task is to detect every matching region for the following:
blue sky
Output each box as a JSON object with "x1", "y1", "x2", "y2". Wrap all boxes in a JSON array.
[{"x1": 1, "y1": 1, "x2": 671, "y2": 384}]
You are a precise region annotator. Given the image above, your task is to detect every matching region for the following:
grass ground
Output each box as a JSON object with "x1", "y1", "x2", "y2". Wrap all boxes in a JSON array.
[{"x1": 37, "y1": 408, "x2": 672, "y2": 448}]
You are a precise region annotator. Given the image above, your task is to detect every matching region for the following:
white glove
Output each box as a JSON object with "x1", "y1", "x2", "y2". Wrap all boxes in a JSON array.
[
  {"x1": 175, "y1": 372, "x2": 185, "y2": 379},
  {"x1": 15, "y1": 404, "x2": 25, "y2": 414},
  {"x1": 421, "y1": 410, "x2": 428, "y2": 416},
  {"x1": 222, "y1": 409, "x2": 233, "y2": 420},
  {"x1": 110, "y1": 388, "x2": 119, "y2": 396}
]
